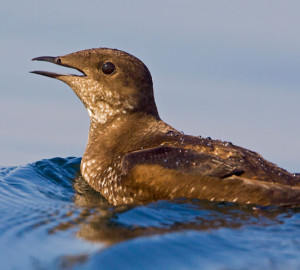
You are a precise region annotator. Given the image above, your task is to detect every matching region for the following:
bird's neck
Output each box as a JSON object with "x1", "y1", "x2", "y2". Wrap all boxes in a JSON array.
[
  {"x1": 82, "y1": 112, "x2": 161, "y2": 165},
  {"x1": 85, "y1": 96, "x2": 160, "y2": 126}
]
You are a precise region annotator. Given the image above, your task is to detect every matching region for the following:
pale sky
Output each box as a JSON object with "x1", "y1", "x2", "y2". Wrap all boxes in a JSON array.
[{"x1": 1, "y1": 0, "x2": 299, "y2": 172}]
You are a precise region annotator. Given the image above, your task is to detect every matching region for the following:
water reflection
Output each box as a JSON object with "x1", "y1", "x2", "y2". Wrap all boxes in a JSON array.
[{"x1": 52, "y1": 174, "x2": 295, "y2": 246}]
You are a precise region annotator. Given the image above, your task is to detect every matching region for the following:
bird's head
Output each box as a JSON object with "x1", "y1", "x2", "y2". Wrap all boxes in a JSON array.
[{"x1": 32, "y1": 48, "x2": 159, "y2": 124}]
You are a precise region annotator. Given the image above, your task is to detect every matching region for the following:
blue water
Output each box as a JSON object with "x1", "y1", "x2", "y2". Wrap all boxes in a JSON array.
[{"x1": 1, "y1": 157, "x2": 300, "y2": 269}]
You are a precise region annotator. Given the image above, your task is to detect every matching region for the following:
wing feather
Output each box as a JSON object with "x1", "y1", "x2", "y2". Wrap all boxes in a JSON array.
[{"x1": 121, "y1": 146, "x2": 244, "y2": 178}]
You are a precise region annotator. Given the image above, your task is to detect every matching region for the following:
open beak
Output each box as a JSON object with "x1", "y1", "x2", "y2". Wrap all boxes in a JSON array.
[{"x1": 31, "y1": 56, "x2": 86, "y2": 78}]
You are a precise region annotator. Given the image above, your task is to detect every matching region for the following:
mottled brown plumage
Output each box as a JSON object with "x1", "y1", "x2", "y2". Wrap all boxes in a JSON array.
[{"x1": 32, "y1": 48, "x2": 300, "y2": 206}]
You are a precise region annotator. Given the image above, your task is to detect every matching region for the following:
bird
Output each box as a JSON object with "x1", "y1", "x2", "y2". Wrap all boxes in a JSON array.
[{"x1": 32, "y1": 48, "x2": 300, "y2": 206}]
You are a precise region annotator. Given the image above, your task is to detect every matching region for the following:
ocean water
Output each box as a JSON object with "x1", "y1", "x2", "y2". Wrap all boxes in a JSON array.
[{"x1": 1, "y1": 157, "x2": 300, "y2": 270}]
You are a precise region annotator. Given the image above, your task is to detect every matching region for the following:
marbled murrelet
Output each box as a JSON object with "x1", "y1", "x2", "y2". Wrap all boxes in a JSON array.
[{"x1": 32, "y1": 48, "x2": 300, "y2": 206}]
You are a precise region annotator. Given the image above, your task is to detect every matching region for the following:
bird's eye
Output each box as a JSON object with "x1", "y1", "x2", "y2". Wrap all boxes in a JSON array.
[{"x1": 101, "y1": 62, "x2": 115, "y2": 75}]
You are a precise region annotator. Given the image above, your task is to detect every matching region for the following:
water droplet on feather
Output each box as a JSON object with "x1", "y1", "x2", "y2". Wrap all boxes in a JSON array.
[{"x1": 166, "y1": 130, "x2": 178, "y2": 137}]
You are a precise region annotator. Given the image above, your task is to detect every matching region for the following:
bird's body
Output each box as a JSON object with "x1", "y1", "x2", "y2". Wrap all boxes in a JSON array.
[{"x1": 32, "y1": 48, "x2": 300, "y2": 206}]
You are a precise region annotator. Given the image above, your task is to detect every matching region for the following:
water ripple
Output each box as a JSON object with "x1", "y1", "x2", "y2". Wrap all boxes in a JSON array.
[{"x1": 1, "y1": 157, "x2": 300, "y2": 269}]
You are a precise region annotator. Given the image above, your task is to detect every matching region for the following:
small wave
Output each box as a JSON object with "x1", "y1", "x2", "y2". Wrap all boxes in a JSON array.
[{"x1": 1, "y1": 157, "x2": 300, "y2": 269}]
